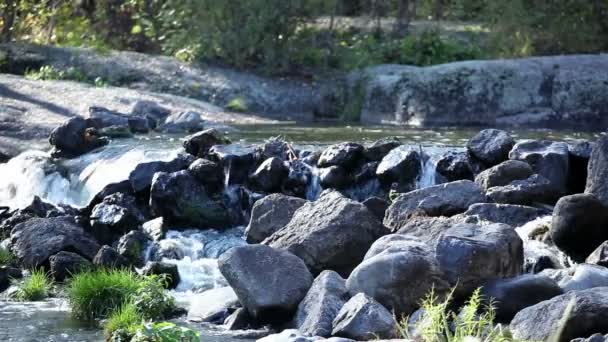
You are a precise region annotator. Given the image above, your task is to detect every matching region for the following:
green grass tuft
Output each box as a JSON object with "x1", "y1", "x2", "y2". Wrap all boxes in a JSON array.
[
  {"x1": 0, "y1": 248, "x2": 14, "y2": 266},
  {"x1": 104, "y1": 302, "x2": 142, "y2": 340},
  {"x1": 226, "y1": 97, "x2": 248, "y2": 112},
  {"x1": 14, "y1": 269, "x2": 53, "y2": 301}
]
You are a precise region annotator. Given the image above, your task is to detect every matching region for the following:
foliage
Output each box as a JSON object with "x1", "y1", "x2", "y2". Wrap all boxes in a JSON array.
[
  {"x1": 105, "y1": 302, "x2": 142, "y2": 341},
  {"x1": 13, "y1": 269, "x2": 53, "y2": 301},
  {"x1": 0, "y1": 247, "x2": 14, "y2": 266},
  {"x1": 226, "y1": 97, "x2": 249, "y2": 113},
  {"x1": 131, "y1": 322, "x2": 200, "y2": 342},
  {"x1": 399, "y1": 29, "x2": 483, "y2": 66},
  {"x1": 132, "y1": 275, "x2": 176, "y2": 320},
  {"x1": 24, "y1": 65, "x2": 110, "y2": 86}
]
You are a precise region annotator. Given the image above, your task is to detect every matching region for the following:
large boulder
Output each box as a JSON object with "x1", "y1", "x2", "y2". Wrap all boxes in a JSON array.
[
  {"x1": 510, "y1": 287, "x2": 608, "y2": 342},
  {"x1": 474, "y1": 160, "x2": 534, "y2": 191},
  {"x1": 249, "y1": 157, "x2": 289, "y2": 192},
  {"x1": 480, "y1": 274, "x2": 563, "y2": 323},
  {"x1": 364, "y1": 137, "x2": 401, "y2": 162},
  {"x1": 93, "y1": 245, "x2": 130, "y2": 268},
  {"x1": 346, "y1": 235, "x2": 448, "y2": 316},
  {"x1": 128, "y1": 154, "x2": 193, "y2": 193},
  {"x1": 509, "y1": 140, "x2": 570, "y2": 194},
  {"x1": 463, "y1": 203, "x2": 550, "y2": 227},
  {"x1": 209, "y1": 144, "x2": 260, "y2": 185},
  {"x1": 383, "y1": 180, "x2": 486, "y2": 232},
  {"x1": 435, "y1": 151, "x2": 475, "y2": 182},
  {"x1": 89, "y1": 193, "x2": 146, "y2": 244},
  {"x1": 49, "y1": 251, "x2": 92, "y2": 281},
  {"x1": 116, "y1": 230, "x2": 149, "y2": 267},
  {"x1": 318, "y1": 143, "x2": 364, "y2": 169},
  {"x1": 49, "y1": 117, "x2": 108, "y2": 158},
  {"x1": 245, "y1": 194, "x2": 307, "y2": 244},
  {"x1": 150, "y1": 170, "x2": 232, "y2": 228},
  {"x1": 486, "y1": 174, "x2": 559, "y2": 205},
  {"x1": 183, "y1": 128, "x2": 231, "y2": 158},
  {"x1": 466, "y1": 129, "x2": 514, "y2": 166},
  {"x1": 435, "y1": 223, "x2": 524, "y2": 296},
  {"x1": 188, "y1": 158, "x2": 224, "y2": 193},
  {"x1": 376, "y1": 145, "x2": 421, "y2": 190},
  {"x1": 568, "y1": 140, "x2": 594, "y2": 194},
  {"x1": 551, "y1": 194, "x2": 608, "y2": 262},
  {"x1": 331, "y1": 293, "x2": 397, "y2": 340},
  {"x1": 293, "y1": 270, "x2": 350, "y2": 337},
  {"x1": 218, "y1": 245, "x2": 313, "y2": 323},
  {"x1": 10, "y1": 216, "x2": 100, "y2": 268},
  {"x1": 319, "y1": 166, "x2": 351, "y2": 190},
  {"x1": 586, "y1": 135, "x2": 608, "y2": 205},
  {"x1": 395, "y1": 216, "x2": 463, "y2": 242},
  {"x1": 263, "y1": 191, "x2": 388, "y2": 276}
]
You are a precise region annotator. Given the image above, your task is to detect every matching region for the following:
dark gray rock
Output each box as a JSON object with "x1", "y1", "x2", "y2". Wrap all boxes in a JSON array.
[
  {"x1": 586, "y1": 241, "x2": 608, "y2": 268},
  {"x1": 128, "y1": 154, "x2": 193, "y2": 193},
  {"x1": 435, "y1": 223, "x2": 524, "y2": 296},
  {"x1": 131, "y1": 100, "x2": 171, "y2": 129},
  {"x1": 509, "y1": 140, "x2": 570, "y2": 194},
  {"x1": 209, "y1": 144, "x2": 259, "y2": 185},
  {"x1": 282, "y1": 160, "x2": 313, "y2": 198},
  {"x1": 568, "y1": 140, "x2": 594, "y2": 194},
  {"x1": 10, "y1": 216, "x2": 100, "y2": 268},
  {"x1": 510, "y1": 287, "x2": 608, "y2": 342},
  {"x1": 396, "y1": 216, "x2": 463, "y2": 243},
  {"x1": 466, "y1": 129, "x2": 514, "y2": 166},
  {"x1": 347, "y1": 235, "x2": 448, "y2": 316},
  {"x1": 49, "y1": 116, "x2": 108, "y2": 158},
  {"x1": 158, "y1": 111, "x2": 204, "y2": 133},
  {"x1": 463, "y1": 203, "x2": 550, "y2": 227},
  {"x1": 474, "y1": 160, "x2": 534, "y2": 191},
  {"x1": 188, "y1": 158, "x2": 224, "y2": 193},
  {"x1": 141, "y1": 217, "x2": 166, "y2": 241},
  {"x1": 384, "y1": 180, "x2": 486, "y2": 232},
  {"x1": 92, "y1": 245, "x2": 130, "y2": 268},
  {"x1": 116, "y1": 230, "x2": 149, "y2": 267},
  {"x1": 258, "y1": 137, "x2": 293, "y2": 161},
  {"x1": 187, "y1": 286, "x2": 239, "y2": 323},
  {"x1": 140, "y1": 261, "x2": 180, "y2": 289},
  {"x1": 362, "y1": 197, "x2": 389, "y2": 221},
  {"x1": 435, "y1": 151, "x2": 475, "y2": 182},
  {"x1": 486, "y1": 174, "x2": 559, "y2": 205},
  {"x1": 376, "y1": 145, "x2": 421, "y2": 190},
  {"x1": 0, "y1": 267, "x2": 22, "y2": 292},
  {"x1": 571, "y1": 334, "x2": 608, "y2": 342},
  {"x1": 318, "y1": 143, "x2": 364, "y2": 169},
  {"x1": 551, "y1": 194, "x2": 608, "y2": 262},
  {"x1": 88, "y1": 106, "x2": 130, "y2": 129},
  {"x1": 263, "y1": 191, "x2": 388, "y2": 276},
  {"x1": 183, "y1": 128, "x2": 231, "y2": 158},
  {"x1": 364, "y1": 137, "x2": 401, "y2": 162},
  {"x1": 86, "y1": 180, "x2": 133, "y2": 211},
  {"x1": 250, "y1": 157, "x2": 289, "y2": 192},
  {"x1": 89, "y1": 193, "x2": 146, "y2": 244},
  {"x1": 218, "y1": 244, "x2": 313, "y2": 324},
  {"x1": 319, "y1": 166, "x2": 351, "y2": 190},
  {"x1": 49, "y1": 251, "x2": 92, "y2": 281},
  {"x1": 331, "y1": 293, "x2": 397, "y2": 340},
  {"x1": 245, "y1": 194, "x2": 307, "y2": 244},
  {"x1": 224, "y1": 308, "x2": 256, "y2": 330},
  {"x1": 294, "y1": 270, "x2": 350, "y2": 337},
  {"x1": 586, "y1": 135, "x2": 608, "y2": 206},
  {"x1": 480, "y1": 274, "x2": 563, "y2": 323},
  {"x1": 560, "y1": 264, "x2": 608, "y2": 292},
  {"x1": 352, "y1": 162, "x2": 378, "y2": 184}
]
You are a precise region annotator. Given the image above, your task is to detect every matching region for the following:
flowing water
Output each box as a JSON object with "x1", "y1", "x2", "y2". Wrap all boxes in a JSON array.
[{"x1": 0, "y1": 124, "x2": 600, "y2": 341}]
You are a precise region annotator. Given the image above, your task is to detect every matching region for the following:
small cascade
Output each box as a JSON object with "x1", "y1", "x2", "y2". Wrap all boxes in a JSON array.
[
  {"x1": 416, "y1": 148, "x2": 438, "y2": 189},
  {"x1": 304, "y1": 164, "x2": 321, "y2": 201}
]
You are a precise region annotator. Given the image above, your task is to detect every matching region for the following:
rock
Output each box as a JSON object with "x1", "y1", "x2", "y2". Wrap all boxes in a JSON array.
[
  {"x1": 86, "y1": 180, "x2": 133, "y2": 211},
  {"x1": 346, "y1": 235, "x2": 448, "y2": 316},
  {"x1": 188, "y1": 158, "x2": 224, "y2": 193},
  {"x1": 463, "y1": 203, "x2": 550, "y2": 227},
  {"x1": 89, "y1": 193, "x2": 146, "y2": 244},
  {"x1": 116, "y1": 230, "x2": 149, "y2": 267},
  {"x1": 294, "y1": 270, "x2": 350, "y2": 337},
  {"x1": 183, "y1": 128, "x2": 231, "y2": 158},
  {"x1": 318, "y1": 143, "x2": 364, "y2": 169},
  {"x1": 150, "y1": 170, "x2": 232, "y2": 228},
  {"x1": 331, "y1": 293, "x2": 397, "y2": 340},
  {"x1": 586, "y1": 135, "x2": 608, "y2": 205},
  {"x1": 187, "y1": 286, "x2": 239, "y2": 323},
  {"x1": 141, "y1": 217, "x2": 166, "y2": 241},
  {"x1": 263, "y1": 191, "x2": 388, "y2": 276},
  {"x1": 480, "y1": 274, "x2": 563, "y2": 323},
  {"x1": 92, "y1": 245, "x2": 130, "y2": 268},
  {"x1": 466, "y1": 129, "x2": 514, "y2": 166},
  {"x1": 560, "y1": 264, "x2": 608, "y2": 292},
  {"x1": 128, "y1": 154, "x2": 193, "y2": 193},
  {"x1": 509, "y1": 140, "x2": 570, "y2": 194},
  {"x1": 140, "y1": 261, "x2": 180, "y2": 289},
  {"x1": 49, "y1": 117, "x2": 108, "y2": 158},
  {"x1": 376, "y1": 146, "x2": 421, "y2": 190},
  {"x1": 474, "y1": 160, "x2": 534, "y2": 191},
  {"x1": 586, "y1": 241, "x2": 608, "y2": 268},
  {"x1": 572, "y1": 334, "x2": 608, "y2": 342},
  {"x1": 364, "y1": 137, "x2": 402, "y2": 162},
  {"x1": 158, "y1": 111, "x2": 204, "y2": 133},
  {"x1": 362, "y1": 197, "x2": 389, "y2": 221},
  {"x1": 131, "y1": 100, "x2": 171, "y2": 129},
  {"x1": 384, "y1": 180, "x2": 486, "y2": 232},
  {"x1": 352, "y1": 162, "x2": 379, "y2": 184},
  {"x1": 250, "y1": 157, "x2": 289, "y2": 192},
  {"x1": 10, "y1": 216, "x2": 100, "y2": 268},
  {"x1": 88, "y1": 106, "x2": 130, "y2": 129},
  {"x1": 209, "y1": 144, "x2": 259, "y2": 185},
  {"x1": 219, "y1": 245, "x2": 313, "y2": 324},
  {"x1": 282, "y1": 160, "x2": 313, "y2": 198},
  {"x1": 435, "y1": 151, "x2": 475, "y2": 182},
  {"x1": 551, "y1": 194, "x2": 608, "y2": 262},
  {"x1": 435, "y1": 223, "x2": 523, "y2": 296},
  {"x1": 568, "y1": 140, "x2": 594, "y2": 194},
  {"x1": 486, "y1": 174, "x2": 559, "y2": 205},
  {"x1": 245, "y1": 194, "x2": 307, "y2": 244},
  {"x1": 510, "y1": 287, "x2": 608, "y2": 342},
  {"x1": 319, "y1": 166, "x2": 351, "y2": 190},
  {"x1": 224, "y1": 308, "x2": 255, "y2": 330},
  {"x1": 395, "y1": 216, "x2": 462, "y2": 243},
  {"x1": 0, "y1": 267, "x2": 22, "y2": 293},
  {"x1": 259, "y1": 137, "x2": 293, "y2": 161},
  {"x1": 127, "y1": 116, "x2": 151, "y2": 134},
  {"x1": 49, "y1": 251, "x2": 92, "y2": 281}
]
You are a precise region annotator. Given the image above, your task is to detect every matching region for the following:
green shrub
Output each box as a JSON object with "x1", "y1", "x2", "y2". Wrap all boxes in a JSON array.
[
  {"x1": 131, "y1": 322, "x2": 200, "y2": 342},
  {"x1": 105, "y1": 302, "x2": 142, "y2": 341},
  {"x1": 13, "y1": 269, "x2": 53, "y2": 301},
  {"x1": 399, "y1": 29, "x2": 483, "y2": 66},
  {"x1": 226, "y1": 97, "x2": 248, "y2": 112},
  {"x1": 0, "y1": 248, "x2": 14, "y2": 266},
  {"x1": 132, "y1": 275, "x2": 176, "y2": 320}
]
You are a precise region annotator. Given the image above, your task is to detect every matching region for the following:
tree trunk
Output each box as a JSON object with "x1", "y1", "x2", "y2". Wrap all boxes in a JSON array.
[
  {"x1": 393, "y1": 0, "x2": 410, "y2": 36},
  {"x1": 1, "y1": 0, "x2": 17, "y2": 43}
]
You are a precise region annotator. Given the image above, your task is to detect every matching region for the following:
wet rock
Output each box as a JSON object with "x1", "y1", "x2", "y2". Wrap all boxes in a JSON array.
[
  {"x1": 188, "y1": 158, "x2": 224, "y2": 193},
  {"x1": 463, "y1": 203, "x2": 550, "y2": 227},
  {"x1": 0, "y1": 267, "x2": 22, "y2": 292},
  {"x1": 49, "y1": 117, "x2": 108, "y2": 158},
  {"x1": 572, "y1": 334, "x2": 608, "y2": 342},
  {"x1": 158, "y1": 110, "x2": 204, "y2": 133},
  {"x1": 183, "y1": 128, "x2": 231, "y2": 158},
  {"x1": 474, "y1": 160, "x2": 534, "y2": 191},
  {"x1": 318, "y1": 143, "x2": 364, "y2": 169},
  {"x1": 282, "y1": 160, "x2": 313, "y2": 197},
  {"x1": 93, "y1": 245, "x2": 130, "y2": 268},
  {"x1": 568, "y1": 140, "x2": 594, "y2": 194},
  {"x1": 209, "y1": 144, "x2": 259, "y2": 185},
  {"x1": 510, "y1": 287, "x2": 608, "y2": 342},
  {"x1": 140, "y1": 261, "x2": 180, "y2": 289},
  {"x1": 49, "y1": 251, "x2": 92, "y2": 281},
  {"x1": 128, "y1": 154, "x2": 193, "y2": 193},
  {"x1": 127, "y1": 116, "x2": 150, "y2": 134},
  {"x1": 384, "y1": 180, "x2": 486, "y2": 231},
  {"x1": 86, "y1": 180, "x2": 133, "y2": 211},
  {"x1": 586, "y1": 135, "x2": 608, "y2": 206},
  {"x1": 300, "y1": 150, "x2": 321, "y2": 166},
  {"x1": 435, "y1": 223, "x2": 523, "y2": 297},
  {"x1": 10, "y1": 216, "x2": 100, "y2": 268},
  {"x1": 218, "y1": 244, "x2": 313, "y2": 323},
  {"x1": 331, "y1": 293, "x2": 397, "y2": 340},
  {"x1": 466, "y1": 129, "x2": 514, "y2": 166},
  {"x1": 141, "y1": 217, "x2": 167, "y2": 241},
  {"x1": 259, "y1": 137, "x2": 293, "y2": 161},
  {"x1": 250, "y1": 157, "x2": 289, "y2": 192},
  {"x1": 560, "y1": 264, "x2": 608, "y2": 292},
  {"x1": 486, "y1": 174, "x2": 559, "y2": 205},
  {"x1": 150, "y1": 170, "x2": 232, "y2": 228},
  {"x1": 376, "y1": 145, "x2": 421, "y2": 190},
  {"x1": 294, "y1": 270, "x2": 350, "y2": 337},
  {"x1": 131, "y1": 100, "x2": 171, "y2": 129},
  {"x1": 347, "y1": 235, "x2": 448, "y2": 316},
  {"x1": 395, "y1": 216, "x2": 463, "y2": 243},
  {"x1": 364, "y1": 137, "x2": 402, "y2": 162},
  {"x1": 435, "y1": 151, "x2": 474, "y2": 182},
  {"x1": 586, "y1": 241, "x2": 608, "y2": 268},
  {"x1": 352, "y1": 162, "x2": 379, "y2": 184},
  {"x1": 264, "y1": 191, "x2": 388, "y2": 276},
  {"x1": 480, "y1": 274, "x2": 563, "y2": 323},
  {"x1": 88, "y1": 106, "x2": 130, "y2": 129},
  {"x1": 116, "y1": 230, "x2": 149, "y2": 267},
  {"x1": 509, "y1": 140, "x2": 570, "y2": 194},
  {"x1": 551, "y1": 194, "x2": 608, "y2": 262},
  {"x1": 224, "y1": 308, "x2": 255, "y2": 330},
  {"x1": 245, "y1": 194, "x2": 307, "y2": 244},
  {"x1": 187, "y1": 286, "x2": 239, "y2": 323},
  {"x1": 89, "y1": 193, "x2": 146, "y2": 244},
  {"x1": 362, "y1": 197, "x2": 389, "y2": 221},
  {"x1": 319, "y1": 166, "x2": 351, "y2": 189}
]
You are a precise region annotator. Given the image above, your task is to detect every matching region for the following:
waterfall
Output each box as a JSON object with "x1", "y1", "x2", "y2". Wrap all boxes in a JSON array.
[
  {"x1": 304, "y1": 165, "x2": 321, "y2": 201},
  {"x1": 416, "y1": 150, "x2": 438, "y2": 189}
]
